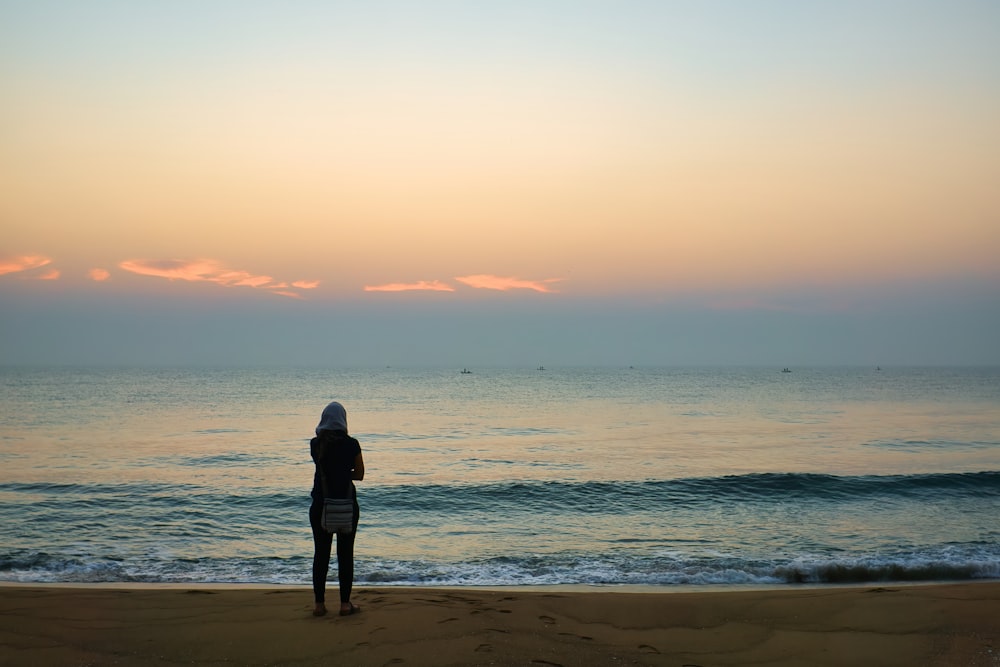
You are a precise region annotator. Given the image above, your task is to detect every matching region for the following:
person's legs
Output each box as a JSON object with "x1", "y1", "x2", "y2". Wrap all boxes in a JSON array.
[
  {"x1": 335, "y1": 502, "x2": 361, "y2": 614},
  {"x1": 335, "y1": 529, "x2": 356, "y2": 604},
  {"x1": 310, "y1": 502, "x2": 333, "y2": 615}
]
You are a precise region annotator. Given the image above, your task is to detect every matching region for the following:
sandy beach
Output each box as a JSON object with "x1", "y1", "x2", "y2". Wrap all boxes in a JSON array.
[{"x1": 1, "y1": 583, "x2": 997, "y2": 666}]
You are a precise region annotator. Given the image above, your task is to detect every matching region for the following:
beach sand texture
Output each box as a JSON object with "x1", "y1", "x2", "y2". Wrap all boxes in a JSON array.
[{"x1": 1, "y1": 583, "x2": 997, "y2": 666}]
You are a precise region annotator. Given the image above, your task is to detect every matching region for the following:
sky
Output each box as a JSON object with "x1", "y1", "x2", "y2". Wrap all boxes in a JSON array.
[{"x1": 2, "y1": 0, "x2": 998, "y2": 367}]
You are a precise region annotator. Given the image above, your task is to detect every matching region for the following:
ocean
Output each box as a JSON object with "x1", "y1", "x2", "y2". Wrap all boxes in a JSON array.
[{"x1": 1, "y1": 366, "x2": 998, "y2": 588}]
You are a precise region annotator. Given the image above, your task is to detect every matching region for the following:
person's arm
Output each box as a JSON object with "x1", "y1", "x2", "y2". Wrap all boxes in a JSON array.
[{"x1": 352, "y1": 452, "x2": 365, "y2": 481}]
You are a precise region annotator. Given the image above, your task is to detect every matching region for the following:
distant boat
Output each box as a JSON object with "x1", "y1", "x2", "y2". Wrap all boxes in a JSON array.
[
  {"x1": 877, "y1": 366, "x2": 881, "y2": 371},
  {"x1": 461, "y1": 368, "x2": 472, "y2": 374},
  {"x1": 537, "y1": 366, "x2": 545, "y2": 371},
  {"x1": 781, "y1": 368, "x2": 792, "y2": 373}
]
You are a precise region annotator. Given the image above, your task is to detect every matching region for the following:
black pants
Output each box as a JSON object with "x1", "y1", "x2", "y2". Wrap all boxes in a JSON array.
[{"x1": 310, "y1": 499, "x2": 359, "y2": 604}]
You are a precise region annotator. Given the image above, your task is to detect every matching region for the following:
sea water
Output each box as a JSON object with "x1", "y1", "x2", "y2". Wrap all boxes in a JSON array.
[{"x1": 1, "y1": 366, "x2": 998, "y2": 587}]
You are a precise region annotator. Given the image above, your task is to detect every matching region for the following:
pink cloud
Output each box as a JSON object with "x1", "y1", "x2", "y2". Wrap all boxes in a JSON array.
[
  {"x1": 119, "y1": 259, "x2": 265, "y2": 285},
  {"x1": 0, "y1": 255, "x2": 51, "y2": 276},
  {"x1": 89, "y1": 268, "x2": 111, "y2": 282},
  {"x1": 119, "y1": 258, "x2": 315, "y2": 298},
  {"x1": 364, "y1": 280, "x2": 455, "y2": 292},
  {"x1": 37, "y1": 269, "x2": 60, "y2": 280},
  {"x1": 455, "y1": 274, "x2": 562, "y2": 293},
  {"x1": 292, "y1": 280, "x2": 320, "y2": 289},
  {"x1": 120, "y1": 259, "x2": 217, "y2": 281}
]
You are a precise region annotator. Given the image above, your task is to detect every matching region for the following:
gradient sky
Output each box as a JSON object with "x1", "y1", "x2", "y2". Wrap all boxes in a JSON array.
[{"x1": 2, "y1": 1, "x2": 998, "y2": 366}]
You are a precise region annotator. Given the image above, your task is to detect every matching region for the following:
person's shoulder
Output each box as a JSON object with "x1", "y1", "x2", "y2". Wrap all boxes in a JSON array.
[
  {"x1": 325, "y1": 430, "x2": 360, "y2": 448},
  {"x1": 342, "y1": 433, "x2": 361, "y2": 453}
]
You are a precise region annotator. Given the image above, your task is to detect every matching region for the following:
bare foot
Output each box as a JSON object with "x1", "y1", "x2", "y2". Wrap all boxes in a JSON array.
[{"x1": 312, "y1": 603, "x2": 327, "y2": 617}]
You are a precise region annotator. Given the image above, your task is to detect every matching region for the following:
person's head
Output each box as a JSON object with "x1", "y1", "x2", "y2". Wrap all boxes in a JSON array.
[{"x1": 316, "y1": 401, "x2": 348, "y2": 435}]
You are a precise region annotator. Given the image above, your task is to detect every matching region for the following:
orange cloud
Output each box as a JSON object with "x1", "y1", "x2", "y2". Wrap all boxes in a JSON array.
[
  {"x1": 37, "y1": 269, "x2": 60, "y2": 280},
  {"x1": 455, "y1": 274, "x2": 562, "y2": 293},
  {"x1": 364, "y1": 280, "x2": 455, "y2": 292},
  {"x1": 119, "y1": 258, "x2": 315, "y2": 298},
  {"x1": 89, "y1": 268, "x2": 111, "y2": 281},
  {"x1": 270, "y1": 290, "x2": 304, "y2": 299},
  {"x1": 292, "y1": 280, "x2": 320, "y2": 289},
  {"x1": 0, "y1": 255, "x2": 51, "y2": 276}
]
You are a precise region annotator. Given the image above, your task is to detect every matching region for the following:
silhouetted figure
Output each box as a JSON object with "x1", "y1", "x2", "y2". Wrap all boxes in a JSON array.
[{"x1": 309, "y1": 401, "x2": 365, "y2": 617}]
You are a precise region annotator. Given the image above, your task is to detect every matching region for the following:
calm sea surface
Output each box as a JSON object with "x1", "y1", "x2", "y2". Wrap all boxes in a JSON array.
[{"x1": 1, "y1": 366, "x2": 998, "y2": 587}]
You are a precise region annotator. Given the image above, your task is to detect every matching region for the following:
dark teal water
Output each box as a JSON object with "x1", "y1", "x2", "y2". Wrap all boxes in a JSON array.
[{"x1": 1, "y1": 366, "x2": 998, "y2": 586}]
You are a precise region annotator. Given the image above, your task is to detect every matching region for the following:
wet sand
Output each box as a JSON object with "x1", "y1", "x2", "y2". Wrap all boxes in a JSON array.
[{"x1": 1, "y1": 582, "x2": 998, "y2": 666}]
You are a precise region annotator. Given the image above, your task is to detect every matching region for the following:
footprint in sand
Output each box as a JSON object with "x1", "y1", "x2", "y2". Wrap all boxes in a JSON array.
[
  {"x1": 474, "y1": 644, "x2": 493, "y2": 653},
  {"x1": 539, "y1": 615, "x2": 556, "y2": 624},
  {"x1": 530, "y1": 660, "x2": 563, "y2": 666},
  {"x1": 638, "y1": 644, "x2": 660, "y2": 654},
  {"x1": 557, "y1": 632, "x2": 592, "y2": 641},
  {"x1": 438, "y1": 617, "x2": 458, "y2": 624}
]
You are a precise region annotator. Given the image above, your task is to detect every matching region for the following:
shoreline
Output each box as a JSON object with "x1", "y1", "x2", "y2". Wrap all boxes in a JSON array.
[
  {"x1": 0, "y1": 578, "x2": 993, "y2": 593},
  {"x1": 2, "y1": 581, "x2": 997, "y2": 666}
]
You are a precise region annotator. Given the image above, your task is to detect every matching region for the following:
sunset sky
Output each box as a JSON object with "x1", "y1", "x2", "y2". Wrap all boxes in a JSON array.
[{"x1": 2, "y1": 1, "x2": 998, "y2": 366}]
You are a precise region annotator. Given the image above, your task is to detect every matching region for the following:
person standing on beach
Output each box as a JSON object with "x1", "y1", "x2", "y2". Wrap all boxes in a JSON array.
[{"x1": 309, "y1": 401, "x2": 365, "y2": 617}]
